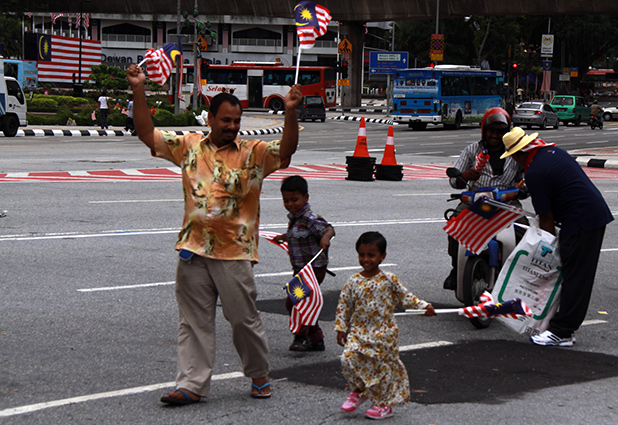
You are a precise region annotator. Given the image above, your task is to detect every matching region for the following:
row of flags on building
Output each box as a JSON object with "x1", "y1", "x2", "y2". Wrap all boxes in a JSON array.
[{"x1": 26, "y1": 12, "x2": 91, "y2": 28}]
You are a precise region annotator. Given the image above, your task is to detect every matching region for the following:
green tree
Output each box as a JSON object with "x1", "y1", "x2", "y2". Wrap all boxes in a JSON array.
[
  {"x1": 87, "y1": 64, "x2": 129, "y2": 92},
  {"x1": 0, "y1": 14, "x2": 23, "y2": 58}
]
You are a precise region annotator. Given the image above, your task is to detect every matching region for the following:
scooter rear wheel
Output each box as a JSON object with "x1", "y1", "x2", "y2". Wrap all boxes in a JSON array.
[{"x1": 462, "y1": 256, "x2": 492, "y2": 329}]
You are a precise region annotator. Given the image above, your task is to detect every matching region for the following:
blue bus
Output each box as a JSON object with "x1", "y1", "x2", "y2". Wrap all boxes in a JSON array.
[{"x1": 392, "y1": 65, "x2": 504, "y2": 130}]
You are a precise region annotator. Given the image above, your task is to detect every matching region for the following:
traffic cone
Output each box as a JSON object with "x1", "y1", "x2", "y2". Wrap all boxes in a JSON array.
[
  {"x1": 375, "y1": 125, "x2": 403, "y2": 181},
  {"x1": 379, "y1": 126, "x2": 398, "y2": 166},
  {"x1": 346, "y1": 117, "x2": 376, "y2": 181},
  {"x1": 352, "y1": 117, "x2": 370, "y2": 158}
]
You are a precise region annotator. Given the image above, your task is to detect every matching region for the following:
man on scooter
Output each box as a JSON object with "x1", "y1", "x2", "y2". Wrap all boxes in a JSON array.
[{"x1": 443, "y1": 107, "x2": 525, "y2": 290}]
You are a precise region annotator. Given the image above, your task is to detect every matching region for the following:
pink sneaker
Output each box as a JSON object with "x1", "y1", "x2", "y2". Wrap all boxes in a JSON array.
[
  {"x1": 365, "y1": 405, "x2": 393, "y2": 420},
  {"x1": 340, "y1": 391, "x2": 367, "y2": 412}
]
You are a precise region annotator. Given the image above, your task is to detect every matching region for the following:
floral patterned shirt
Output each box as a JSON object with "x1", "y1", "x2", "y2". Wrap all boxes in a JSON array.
[
  {"x1": 335, "y1": 270, "x2": 429, "y2": 360},
  {"x1": 151, "y1": 130, "x2": 282, "y2": 262}
]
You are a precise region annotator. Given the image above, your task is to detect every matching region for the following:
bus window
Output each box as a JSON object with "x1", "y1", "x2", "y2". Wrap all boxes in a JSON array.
[
  {"x1": 299, "y1": 70, "x2": 320, "y2": 85},
  {"x1": 207, "y1": 69, "x2": 247, "y2": 84}
]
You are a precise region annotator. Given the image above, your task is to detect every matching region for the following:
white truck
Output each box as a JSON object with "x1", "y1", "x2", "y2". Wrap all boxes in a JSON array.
[{"x1": 1, "y1": 55, "x2": 28, "y2": 137}]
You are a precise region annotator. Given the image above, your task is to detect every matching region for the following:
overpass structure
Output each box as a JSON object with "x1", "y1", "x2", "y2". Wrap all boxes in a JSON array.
[{"x1": 19, "y1": 0, "x2": 618, "y2": 106}]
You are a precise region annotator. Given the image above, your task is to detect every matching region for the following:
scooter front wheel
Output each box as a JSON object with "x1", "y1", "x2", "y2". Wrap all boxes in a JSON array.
[{"x1": 462, "y1": 256, "x2": 492, "y2": 329}]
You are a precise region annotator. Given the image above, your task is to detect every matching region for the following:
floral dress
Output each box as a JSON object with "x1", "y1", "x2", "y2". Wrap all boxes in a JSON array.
[{"x1": 334, "y1": 270, "x2": 429, "y2": 406}]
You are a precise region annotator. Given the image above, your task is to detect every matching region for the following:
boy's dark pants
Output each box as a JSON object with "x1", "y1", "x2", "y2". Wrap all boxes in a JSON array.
[{"x1": 285, "y1": 266, "x2": 326, "y2": 342}]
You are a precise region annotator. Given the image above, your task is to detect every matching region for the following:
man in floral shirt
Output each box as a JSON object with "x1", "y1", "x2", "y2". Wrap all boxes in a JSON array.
[{"x1": 126, "y1": 64, "x2": 303, "y2": 404}]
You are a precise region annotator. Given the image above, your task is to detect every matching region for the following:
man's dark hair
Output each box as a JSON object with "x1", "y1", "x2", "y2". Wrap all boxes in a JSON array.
[
  {"x1": 355, "y1": 231, "x2": 387, "y2": 254},
  {"x1": 281, "y1": 175, "x2": 308, "y2": 195},
  {"x1": 209, "y1": 92, "x2": 243, "y2": 117}
]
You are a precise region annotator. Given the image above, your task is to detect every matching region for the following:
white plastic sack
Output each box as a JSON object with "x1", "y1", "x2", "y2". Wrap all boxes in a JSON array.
[{"x1": 491, "y1": 220, "x2": 562, "y2": 336}]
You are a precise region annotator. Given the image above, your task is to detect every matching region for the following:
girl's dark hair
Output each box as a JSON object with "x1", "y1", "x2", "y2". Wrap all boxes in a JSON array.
[
  {"x1": 209, "y1": 92, "x2": 243, "y2": 117},
  {"x1": 355, "y1": 231, "x2": 387, "y2": 254},
  {"x1": 281, "y1": 175, "x2": 308, "y2": 195}
]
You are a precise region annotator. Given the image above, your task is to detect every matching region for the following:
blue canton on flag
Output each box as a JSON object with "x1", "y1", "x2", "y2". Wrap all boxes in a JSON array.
[
  {"x1": 294, "y1": 1, "x2": 331, "y2": 48},
  {"x1": 284, "y1": 274, "x2": 313, "y2": 305}
]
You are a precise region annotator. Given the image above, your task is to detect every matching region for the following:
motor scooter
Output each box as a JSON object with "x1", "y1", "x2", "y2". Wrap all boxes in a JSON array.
[
  {"x1": 444, "y1": 167, "x2": 528, "y2": 329},
  {"x1": 589, "y1": 114, "x2": 603, "y2": 130}
]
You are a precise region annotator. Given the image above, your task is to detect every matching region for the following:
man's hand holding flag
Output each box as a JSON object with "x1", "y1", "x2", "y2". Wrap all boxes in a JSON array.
[{"x1": 138, "y1": 42, "x2": 181, "y2": 86}]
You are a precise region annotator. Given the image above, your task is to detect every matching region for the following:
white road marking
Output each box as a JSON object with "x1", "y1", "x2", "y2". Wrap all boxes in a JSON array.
[
  {"x1": 0, "y1": 219, "x2": 443, "y2": 242},
  {"x1": 89, "y1": 199, "x2": 183, "y2": 204},
  {"x1": 400, "y1": 341, "x2": 454, "y2": 351},
  {"x1": 77, "y1": 264, "x2": 398, "y2": 292},
  {"x1": 581, "y1": 319, "x2": 608, "y2": 326},
  {"x1": 0, "y1": 372, "x2": 244, "y2": 418}
]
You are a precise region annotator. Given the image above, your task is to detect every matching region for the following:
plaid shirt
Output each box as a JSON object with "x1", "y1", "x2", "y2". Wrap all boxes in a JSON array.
[
  {"x1": 450, "y1": 141, "x2": 524, "y2": 191},
  {"x1": 286, "y1": 203, "x2": 334, "y2": 273}
]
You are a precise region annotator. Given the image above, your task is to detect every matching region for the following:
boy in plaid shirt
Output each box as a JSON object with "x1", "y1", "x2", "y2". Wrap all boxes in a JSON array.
[{"x1": 274, "y1": 175, "x2": 335, "y2": 351}]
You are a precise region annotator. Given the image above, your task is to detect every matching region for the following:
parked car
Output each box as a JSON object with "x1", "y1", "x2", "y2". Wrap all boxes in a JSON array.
[
  {"x1": 512, "y1": 102, "x2": 560, "y2": 130},
  {"x1": 296, "y1": 95, "x2": 326, "y2": 122},
  {"x1": 549, "y1": 95, "x2": 591, "y2": 126},
  {"x1": 602, "y1": 105, "x2": 618, "y2": 121}
]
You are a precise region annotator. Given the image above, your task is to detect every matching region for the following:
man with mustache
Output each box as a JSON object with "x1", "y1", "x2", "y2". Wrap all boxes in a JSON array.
[{"x1": 126, "y1": 64, "x2": 303, "y2": 404}]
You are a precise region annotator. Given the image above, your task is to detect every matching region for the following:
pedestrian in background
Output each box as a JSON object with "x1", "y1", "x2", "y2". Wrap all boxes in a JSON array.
[{"x1": 97, "y1": 90, "x2": 113, "y2": 129}]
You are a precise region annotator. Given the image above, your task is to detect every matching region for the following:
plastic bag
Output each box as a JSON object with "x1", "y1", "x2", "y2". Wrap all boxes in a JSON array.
[{"x1": 491, "y1": 220, "x2": 562, "y2": 336}]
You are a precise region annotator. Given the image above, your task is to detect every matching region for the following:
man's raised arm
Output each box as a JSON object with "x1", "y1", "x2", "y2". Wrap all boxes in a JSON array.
[
  {"x1": 279, "y1": 84, "x2": 303, "y2": 166},
  {"x1": 126, "y1": 64, "x2": 157, "y2": 152}
]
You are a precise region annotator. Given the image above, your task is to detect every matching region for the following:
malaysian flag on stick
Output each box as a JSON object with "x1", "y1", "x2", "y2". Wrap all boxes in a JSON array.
[
  {"x1": 293, "y1": 1, "x2": 331, "y2": 83},
  {"x1": 259, "y1": 231, "x2": 289, "y2": 253},
  {"x1": 395, "y1": 292, "x2": 532, "y2": 319},
  {"x1": 283, "y1": 248, "x2": 325, "y2": 333},
  {"x1": 138, "y1": 43, "x2": 181, "y2": 86},
  {"x1": 285, "y1": 262, "x2": 323, "y2": 333},
  {"x1": 443, "y1": 198, "x2": 525, "y2": 254}
]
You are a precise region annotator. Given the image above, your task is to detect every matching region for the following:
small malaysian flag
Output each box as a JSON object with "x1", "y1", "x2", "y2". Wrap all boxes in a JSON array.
[
  {"x1": 294, "y1": 1, "x2": 331, "y2": 48},
  {"x1": 286, "y1": 263, "x2": 323, "y2": 333},
  {"x1": 444, "y1": 198, "x2": 524, "y2": 254},
  {"x1": 259, "y1": 231, "x2": 289, "y2": 253},
  {"x1": 143, "y1": 43, "x2": 180, "y2": 86},
  {"x1": 460, "y1": 292, "x2": 532, "y2": 319}
]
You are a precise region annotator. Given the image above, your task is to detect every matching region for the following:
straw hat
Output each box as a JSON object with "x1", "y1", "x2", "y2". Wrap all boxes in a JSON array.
[{"x1": 500, "y1": 127, "x2": 538, "y2": 159}]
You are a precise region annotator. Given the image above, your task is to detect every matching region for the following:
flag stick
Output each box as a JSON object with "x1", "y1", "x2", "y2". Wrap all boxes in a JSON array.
[
  {"x1": 395, "y1": 308, "x2": 461, "y2": 316},
  {"x1": 294, "y1": 48, "x2": 302, "y2": 84},
  {"x1": 137, "y1": 58, "x2": 147, "y2": 67},
  {"x1": 483, "y1": 198, "x2": 535, "y2": 217},
  {"x1": 305, "y1": 235, "x2": 334, "y2": 266}
]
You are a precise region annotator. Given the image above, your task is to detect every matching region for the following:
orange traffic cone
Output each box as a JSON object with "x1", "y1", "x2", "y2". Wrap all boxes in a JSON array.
[
  {"x1": 379, "y1": 126, "x2": 398, "y2": 165},
  {"x1": 352, "y1": 117, "x2": 370, "y2": 158}
]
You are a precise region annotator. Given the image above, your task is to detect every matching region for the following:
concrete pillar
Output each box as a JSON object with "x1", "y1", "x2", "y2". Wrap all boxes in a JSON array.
[{"x1": 339, "y1": 21, "x2": 364, "y2": 107}]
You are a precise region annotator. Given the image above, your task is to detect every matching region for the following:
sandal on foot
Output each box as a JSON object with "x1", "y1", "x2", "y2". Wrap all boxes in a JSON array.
[
  {"x1": 251, "y1": 382, "x2": 271, "y2": 399},
  {"x1": 160, "y1": 388, "x2": 200, "y2": 405}
]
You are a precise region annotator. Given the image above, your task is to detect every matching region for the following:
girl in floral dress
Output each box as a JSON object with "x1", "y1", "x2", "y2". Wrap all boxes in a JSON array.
[{"x1": 335, "y1": 231, "x2": 436, "y2": 420}]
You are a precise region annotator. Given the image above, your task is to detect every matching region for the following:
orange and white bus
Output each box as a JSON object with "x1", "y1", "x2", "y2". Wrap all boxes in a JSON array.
[{"x1": 176, "y1": 62, "x2": 336, "y2": 111}]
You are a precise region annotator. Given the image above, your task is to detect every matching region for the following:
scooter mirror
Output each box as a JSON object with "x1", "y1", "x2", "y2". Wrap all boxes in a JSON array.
[{"x1": 446, "y1": 167, "x2": 462, "y2": 178}]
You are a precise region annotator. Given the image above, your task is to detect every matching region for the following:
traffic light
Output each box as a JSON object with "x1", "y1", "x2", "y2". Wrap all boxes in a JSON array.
[
  {"x1": 512, "y1": 63, "x2": 518, "y2": 70},
  {"x1": 341, "y1": 60, "x2": 349, "y2": 79}
]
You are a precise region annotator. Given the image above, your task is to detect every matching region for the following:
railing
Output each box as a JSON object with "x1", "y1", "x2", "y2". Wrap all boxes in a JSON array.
[
  {"x1": 232, "y1": 38, "x2": 282, "y2": 47},
  {"x1": 101, "y1": 34, "x2": 152, "y2": 43}
]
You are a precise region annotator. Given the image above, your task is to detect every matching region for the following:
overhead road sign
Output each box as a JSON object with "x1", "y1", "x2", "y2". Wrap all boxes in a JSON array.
[{"x1": 369, "y1": 51, "x2": 408, "y2": 74}]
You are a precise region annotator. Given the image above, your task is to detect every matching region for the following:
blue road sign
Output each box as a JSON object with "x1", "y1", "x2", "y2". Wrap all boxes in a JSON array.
[{"x1": 369, "y1": 51, "x2": 409, "y2": 74}]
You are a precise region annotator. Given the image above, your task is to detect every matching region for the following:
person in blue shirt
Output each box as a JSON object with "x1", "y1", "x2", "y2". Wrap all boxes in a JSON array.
[{"x1": 501, "y1": 127, "x2": 613, "y2": 347}]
